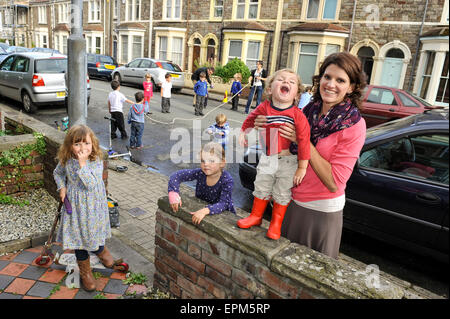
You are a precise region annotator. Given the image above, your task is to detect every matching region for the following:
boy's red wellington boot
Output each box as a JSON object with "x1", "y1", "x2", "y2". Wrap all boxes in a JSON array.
[
  {"x1": 237, "y1": 197, "x2": 269, "y2": 229},
  {"x1": 97, "y1": 246, "x2": 114, "y2": 268},
  {"x1": 77, "y1": 257, "x2": 96, "y2": 291},
  {"x1": 266, "y1": 202, "x2": 289, "y2": 240}
]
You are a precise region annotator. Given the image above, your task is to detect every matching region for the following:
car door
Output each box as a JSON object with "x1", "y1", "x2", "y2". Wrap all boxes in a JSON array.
[
  {"x1": 345, "y1": 131, "x2": 449, "y2": 260},
  {"x1": 122, "y1": 59, "x2": 142, "y2": 84},
  {"x1": 138, "y1": 59, "x2": 152, "y2": 86},
  {"x1": 87, "y1": 54, "x2": 97, "y2": 78},
  {"x1": 9, "y1": 55, "x2": 30, "y2": 101},
  {"x1": 395, "y1": 91, "x2": 423, "y2": 117},
  {"x1": 362, "y1": 87, "x2": 400, "y2": 127},
  {"x1": 0, "y1": 55, "x2": 17, "y2": 98}
]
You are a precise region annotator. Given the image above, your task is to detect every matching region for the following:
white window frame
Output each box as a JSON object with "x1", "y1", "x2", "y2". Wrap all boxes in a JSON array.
[
  {"x1": 126, "y1": 0, "x2": 141, "y2": 21},
  {"x1": 171, "y1": 37, "x2": 183, "y2": 66},
  {"x1": 228, "y1": 40, "x2": 243, "y2": 62},
  {"x1": 88, "y1": 0, "x2": 101, "y2": 23},
  {"x1": 163, "y1": 0, "x2": 182, "y2": 20},
  {"x1": 131, "y1": 35, "x2": 143, "y2": 61},
  {"x1": 119, "y1": 30, "x2": 145, "y2": 64},
  {"x1": 234, "y1": 0, "x2": 259, "y2": 20},
  {"x1": 114, "y1": 0, "x2": 118, "y2": 18},
  {"x1": 41, "y1": 34, "x2": 48, "y2": 48},
  {"x1": 246, "y1": 41, "x2": 261, "y2": 70},
  {"x1": 38, "y1": 6, "x2": 47, "y2": 24},
  {"x1": 210, "y1": 0, "x2": 224, "y2": 19},
  {"x1": 297, "y1": 43, "x2": 319, "y2": 86},
  {"x1": 305, "y1": 0, "x2": 340, "y2": 21},
  {"x1": 58, "y1": 3, "x2": 69, "y2": 24},
  {"x1": 159, "y1": 36, "x2": 168, "y2": 60}
]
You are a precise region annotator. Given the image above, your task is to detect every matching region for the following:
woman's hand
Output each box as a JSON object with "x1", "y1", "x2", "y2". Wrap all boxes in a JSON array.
[
  {"x1": 59, "y1": 187, "x2": 67, "y2": 203},
  {"x1": 190, "y1": 207, "x2": 210, "y2": 225},
  {"x1": 279, "y1": 123, "x2": 297, "y2": 142},
  {"x1": 254, "y1": 115, "x2": 268, "y2": 130}
]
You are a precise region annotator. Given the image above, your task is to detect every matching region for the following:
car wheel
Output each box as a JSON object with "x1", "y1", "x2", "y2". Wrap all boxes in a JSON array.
[
  {"x1": 113, "y1": 73, "x2": 121, "y2": 84},
  {"x1": 22, "y1": 91, "x2": 37, "y2": 113}
]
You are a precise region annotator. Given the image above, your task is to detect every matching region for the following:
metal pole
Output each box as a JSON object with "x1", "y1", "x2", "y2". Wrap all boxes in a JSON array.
[
  {"x1": 67, "y1": 0, "x2": 87, "y2": 127},
  {"x1": 347, "y1": 0, "x2": 358, "y2": 51}
]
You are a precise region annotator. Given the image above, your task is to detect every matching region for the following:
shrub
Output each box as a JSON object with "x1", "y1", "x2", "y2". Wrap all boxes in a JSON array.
[{"x1": 214, "y1": 58, "x2": 251, "y2": 84}]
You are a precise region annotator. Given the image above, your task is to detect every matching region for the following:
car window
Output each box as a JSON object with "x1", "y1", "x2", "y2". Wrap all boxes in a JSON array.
[
  {"x1": 140, "y1": 60, "x2": 152, "y2": 68},
  {"x1": 87, "y1": 54, "x2": 96, "y2": 63},
  {"x1": 397, "y1": 92, "x2": 419, "y2": 108},
  {"x1": 11, "y1": 56, "x2": 29, "y2": 72},
  {"x1": 367, "y1": 88, "x2": 397, "y2": 105},
  {"x1": 160, "y1": 62, "x2": 182, "y2": 72},
  {"x1": 99, "y1": 56, "x2": 113, "y2": 64},
  {"x1": 0, "y1": 56, "x2": 15, "y2": 71},
  {"x1": 359, "y1": 133, "x2": 449, "y2": 185},
  {"x1": 35, "y1": 58, "x2": 67, "y2": 73},
  {"x1": 128, "y1": 59, "x2": 141, "y2": 68}
]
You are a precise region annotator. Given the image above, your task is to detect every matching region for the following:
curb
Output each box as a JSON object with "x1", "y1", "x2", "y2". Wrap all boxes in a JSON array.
[{"x1": 0, "y1": 231, "x2": 48, "y2": 256}]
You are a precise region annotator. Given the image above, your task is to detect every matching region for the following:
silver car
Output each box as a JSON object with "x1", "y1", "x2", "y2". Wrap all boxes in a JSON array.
[
  {"x1": 111, "y1": 58, "x2": 184, "y2": 91},
  {"x1": 0, "y1": 52, "x2": 91, "y2": 113}
]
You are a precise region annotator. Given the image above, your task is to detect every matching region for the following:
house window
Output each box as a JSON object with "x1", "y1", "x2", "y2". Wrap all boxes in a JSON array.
[
  {"x1": 159, "y1": 36, "x2": 168, "y2": 60},
  {"x1": 42, "y1": 35, "x2": 48, "y2": 48},
  {"x1": 126, "y1": 0, "x2": 140, "y2": 21},
  {"x1": 172, "y1": 37, "x2": 183, "y2": 66},
  {"x1": 246, "y1": 41, "x2": 260, "y2": 70},
  {"x1": 236, "y1": 0, "x2": 245, "y2": 19},
  {"x1": 59, "y1": 3, "x2": 69, "y2": 23},
  {"x1": 325, "y1": 44, "x2": 340, "y2": 58},
  {"x1": 249, "y1": 0, "x2": 259, "y2": 19},
  {"x1": 442, "y1": 0, "x2": 449, "y2": 24},
  {"x1": 436, "y1": 52, "x2": 449, "y2": 104},
  {"x1": 89, "y1": 0, "x2": 101, "y2": 22},
  {"x1": 297, "y1": 43, "x2": 318, "y2": 85},
  {"x1": 132, "y1": 36, "x2": 142, "y2": 60},
  {"x1": 306, "y1": 0, "x2": 338, "y2": 20},
  {"x1": 235, "y1": 0, "x2": 259, "y2": 19},
  {"x1": 121, "y1": 35, "x2": 129, "y2": 63},
  {"x1": 38, "y1": 6, "x2": 47, "y2": 24},
  {"x1": 62, "y1": 35, "x2": 68, "y2": 55},
  {"x1": 214, "y1": 0, "x2": 223, "y2": 18},
  {"x1": 419, "y1": 51, "x2": 435, "y2": 100},
  {"x1": 165, "y1": 0, "x2": 181, "y2": 19},
  {"x1": 114, "y1": 0, "x2": 118, "y2": 18},
  {"x1": 86, "y1": 36, "x2": 92, "y2": 53},
  {"x1": 95, "y1": 37, "x2": 102, "y2": 54},
  {"x1": 228, "y1": 40, "x2": 242, "y2": 62}
]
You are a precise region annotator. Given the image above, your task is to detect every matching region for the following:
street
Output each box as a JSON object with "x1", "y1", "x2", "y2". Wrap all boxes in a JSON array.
[{"x1": 2, "y1": 78, "x2": 448, "y2": 298}]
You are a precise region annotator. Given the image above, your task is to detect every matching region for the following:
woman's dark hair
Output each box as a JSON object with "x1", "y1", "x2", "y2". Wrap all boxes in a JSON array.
[{"x1": 311, "y1": 52, "x2": 367, "y2": 109}]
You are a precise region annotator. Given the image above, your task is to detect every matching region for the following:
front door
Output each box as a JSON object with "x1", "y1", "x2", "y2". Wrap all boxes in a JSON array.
[
  {"x1": 192, "y1": 45, "x2": 200, "y2": 72},
  {"x1": 380, "y1": 57, "x2": 403, "y2": 88}
]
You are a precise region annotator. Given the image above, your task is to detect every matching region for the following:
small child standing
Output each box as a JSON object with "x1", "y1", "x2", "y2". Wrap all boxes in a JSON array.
[
  {"x1": 168, "y1": 142, "x2": 235, "y2": 225},
  {"x1": 127, "y1": 91, "x2": 149, "y2": 150},
  {"x1": 161, "y1": 73, "x2": 172, "y2": 113},
  {"x1": 230, "y1": 73, "x2": 242, "y2": 111},
  {"x1": 205, "y1": 113, "x2": 230, "y2": 150},
  {"x1": 193, "y1": 72, "x2": 208, "y2": 116},
  {"x1": 237, "y1": 69, "x2": 311, "y2": 240},
  {"x1": 108, "y1": 80, "x2": 134, "y2": 139},
  {"x1": 142, "y1": 73, "x2": 153, "y2": 114},
  {"x1": 53, "y1": 125, "x2": 114, "y2": 291}
]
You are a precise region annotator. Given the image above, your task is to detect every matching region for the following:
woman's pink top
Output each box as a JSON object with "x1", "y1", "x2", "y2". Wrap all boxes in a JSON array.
[
  {"x1": 143, "y1": 81, "x2": 153, "y2": 98},
  {"x1": 291, "y1": 118, "x2": 366, "y2": 202}
]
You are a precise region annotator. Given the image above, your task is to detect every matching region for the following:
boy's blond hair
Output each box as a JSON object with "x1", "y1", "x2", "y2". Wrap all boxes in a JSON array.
[
  {"x1": 215, "y1": 113, "x2": 227, "y2": 126},
  {"x1": 234, "y1": 73, "x2": 242, "y2": 81},
  {"x1": 264, "y1": 68, "x2": 304, "y2": 102}
]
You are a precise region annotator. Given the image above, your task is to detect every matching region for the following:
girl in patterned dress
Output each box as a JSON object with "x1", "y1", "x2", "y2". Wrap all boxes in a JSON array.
[
  {"x1": 168, "y1": 142, "x2": 235, "y2": 225},
  {"x1": 53, "y1": 125, "x2": 113, "y2": 291}
]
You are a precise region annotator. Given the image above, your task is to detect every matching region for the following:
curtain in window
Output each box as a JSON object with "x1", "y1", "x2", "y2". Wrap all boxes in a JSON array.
[
  {"x1": 297, "y1": 43, "x2": 318, "y2": 85},
  {"x1": 236, "y1": 0, "x2": 245, "y2": 19},
  {"x1": 246, "y1": 41, "x2": 260, "y2": 70},
  {"x1": 228, "y1": 40, "x2": 242, "y2": 62},
  {"x1": 323, "y1": 0, "x2": 337, "y2": 19},
  {"x1": 132, "y1": 36, "x2": 142, "y2": 60},
  {"x1": 307, "y1": 0, "x2": 319, "y2": 19},
  {"x1": 121, "y1": 35, "x2": 128, "y2": 63},
  {"x1": 249, "y1": 0, "x2": 258, "y2": 19},
  {"x1": 159, "y1": 36, "x2": 168, "y2": 60},
  {"x1": 172, "y1": 37, "x2": 183, "y2": 66}
]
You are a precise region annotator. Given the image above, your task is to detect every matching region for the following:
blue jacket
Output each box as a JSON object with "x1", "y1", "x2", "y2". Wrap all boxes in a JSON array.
[
  {"x1": 230, "y1": 81, "x2": 242, "y2": 95},
  {"x1": 194, "y1": 80, "x2": 208, "y2": 97},
  {"x1": 127, "y1": 101, "x2": 149, "y2": 124}
]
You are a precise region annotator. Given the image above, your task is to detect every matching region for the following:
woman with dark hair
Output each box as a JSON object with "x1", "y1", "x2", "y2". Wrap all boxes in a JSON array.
[{"x1": 253, "y1": 52, "x2": 367, "y2": 259}]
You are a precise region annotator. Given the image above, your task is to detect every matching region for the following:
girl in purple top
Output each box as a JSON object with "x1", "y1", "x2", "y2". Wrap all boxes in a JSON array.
[{"x1": 168, "y1": 142, "x2": 236, "y2": 225}]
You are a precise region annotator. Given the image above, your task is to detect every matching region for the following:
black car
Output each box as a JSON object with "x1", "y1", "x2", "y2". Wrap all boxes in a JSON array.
[
  {"x1": 87, "y1": 53, "x2": 118, "y2": 81},
  {"x1": 238, "y1": 110, "x2": 449, "y2": 263}
]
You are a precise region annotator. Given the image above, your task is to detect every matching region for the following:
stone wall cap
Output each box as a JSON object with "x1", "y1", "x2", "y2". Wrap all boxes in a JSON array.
[
  {"x1": 420, "y1": 27, "x2": 449, "y2": 38},
  {"x1": 223, "y1": 21, "x2": 267, "y2": 32},
  {"x1": 288, "y1": 22, "x2": 349, "y2": 34}
]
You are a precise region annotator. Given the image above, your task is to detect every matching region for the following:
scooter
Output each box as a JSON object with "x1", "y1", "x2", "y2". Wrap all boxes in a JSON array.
[{"x1": 104, "y1": 116, "x2": 132, "y2": 159}]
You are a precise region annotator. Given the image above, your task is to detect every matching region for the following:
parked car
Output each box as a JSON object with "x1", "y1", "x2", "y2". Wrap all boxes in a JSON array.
[
  {"x1": 0, "y1": 47, "x2": 9, "y2": 63},
  {"x1": 5, "y1": 46, "x2": 30, "y2": 53},
  {"x1": 0, "y1": 43, "x2": 9, "y2": 51},
  {"x1": 0, "y1": 52, "x2": 91, "y2": 113},
  {"x1": 238, "y1": 110, "x2": 449, "y2": 263},
  {"x1": 31, "y1": 47, "x2": 62, "y2": 54},
  {"x1": 361, "y1": 85, "x2": 444, "y2": 128},
  {"x1": 87, "y1": 53, "x2": 118, "y2": 81},
  {"x1": 111, "y1": 58, "x2": 184, "y2": 91}
]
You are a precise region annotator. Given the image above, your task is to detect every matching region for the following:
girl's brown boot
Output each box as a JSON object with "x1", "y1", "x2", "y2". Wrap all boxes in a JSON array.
[
  {"x1": 96, "y1": 246, "x2": 114, "y2": 268},
  {"x1": 77, "y1": 257, "x2": 96, "y2": 291}
]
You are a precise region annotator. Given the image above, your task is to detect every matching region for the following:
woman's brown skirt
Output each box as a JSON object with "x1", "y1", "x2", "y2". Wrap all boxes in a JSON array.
[{"x1": 280, "y1": 201, "x2": 343, "y2": 259}]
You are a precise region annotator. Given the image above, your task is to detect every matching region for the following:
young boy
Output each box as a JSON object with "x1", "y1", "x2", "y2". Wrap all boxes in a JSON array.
[
  {"x1": 230, "y1": 73, "x2": 242, "y2": 111},
  {"x1": 127, "y1": 91, "x2": 149, "y2": 150},
  {"x1": 194, "y1": 72, "x2": 208, "y2": 116},
  {"x1": 108, "y1": 80, "x2": 134, "y2": 139},
  {"x1": 161, "y1": 73, "x2": 172, "y2": 113},
  {"x1": 205, "y1": 113, "x2": 230, "y2": 150}
]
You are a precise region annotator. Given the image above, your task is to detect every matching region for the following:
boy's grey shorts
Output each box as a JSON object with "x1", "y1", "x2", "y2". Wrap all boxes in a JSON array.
[{"x1": 253, "y1": 153, "x2": 298, "y2": 205}]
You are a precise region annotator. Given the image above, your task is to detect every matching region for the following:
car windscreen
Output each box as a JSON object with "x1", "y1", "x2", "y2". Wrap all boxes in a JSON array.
[
  {"x1": 161, "y1": 62, "x2": 182, "y2": 72},
  {"x1": 99, "y1": 56, "x2": 114, "y2": 64},
  {"x1": 410, "y1": 93, "x2": 433, "y2": 107},
  {"x1": 34, "y1": 58, "x2": 67, "y2": 73}
]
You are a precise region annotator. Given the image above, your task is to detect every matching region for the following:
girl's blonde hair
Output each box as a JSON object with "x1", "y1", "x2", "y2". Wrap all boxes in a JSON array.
[
  {"x1": 264, "y1": 68, "x2": 304, "y2": 103},
  {"x1": 200, "y1": 142, "x2": 226, "y2": 162},
  {"x1": 215, "y1": 113, "x2": 227, "y2": 126},
  {"x1": 57, "y1": 124, "x2": 103, "y2": 166},
  {"x1": 145, "y1": 73, "x2": 151, "y2": 79},
  {"x1": 234, "y1": 73, "x2": 242, "y2": 80}
]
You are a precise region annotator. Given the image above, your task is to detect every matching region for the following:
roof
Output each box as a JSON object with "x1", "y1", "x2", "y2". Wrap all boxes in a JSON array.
[
  {"x1": 223, "y1": 21, "x2": 267, "y2": 32},
  {"x1": 420, "y1": 27, "x2": 449, "y2": 38},
  {"x1": 288, "y1": 23, "x2": 349, "y2": 34},
  {"x1": 84, "y1": 24, "x2": 104, "y2": 32},
  {"x1": 54, "y1": 24, "x2": 70, "y2": 32},
  {"x1": 117, "y1": 22, "x2": 146, "y2": 30}
]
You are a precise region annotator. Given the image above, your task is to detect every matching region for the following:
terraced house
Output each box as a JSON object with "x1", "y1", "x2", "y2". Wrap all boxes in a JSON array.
[{"x1": 2, "y1": 0, "x2": 449, "y2": 106}]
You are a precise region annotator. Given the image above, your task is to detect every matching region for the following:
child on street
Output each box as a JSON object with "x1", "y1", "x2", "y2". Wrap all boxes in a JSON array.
[
  {"x1": 127, "y1": 91, "x2": 150, "y2": 150},
  {"x1": 108, "y1": 80, "x2": 134, "y2": 139},
  {"x1": 161, "y1": 73, "x2": 172, "y2": 113},
  {"x1": 230, "y1": 73, "x2": 242, "y2": 111},
  {"x1": 237, "y1": 69, "x2": 311, "y2": 240},
  {"x1": 168, "y1": 142, "x2": 235, "y2": 225},
  {"x1": 143, "y1": 73, "x2": 153, "y2": 114},
  {"x1": 53, "y1": 125, "x2": 114, "y2": 291},
  {"x1": 205, "y1": 113, "x2": 230, "y2": 150},
  {"x1": 193, "y1": 72, "x2": 208, "y2": 116}
]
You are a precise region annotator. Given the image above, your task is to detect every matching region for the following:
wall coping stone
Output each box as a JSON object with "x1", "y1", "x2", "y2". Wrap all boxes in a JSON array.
[{"x1": 0, "y1": 134, "x2": 37, "y2": 152}]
